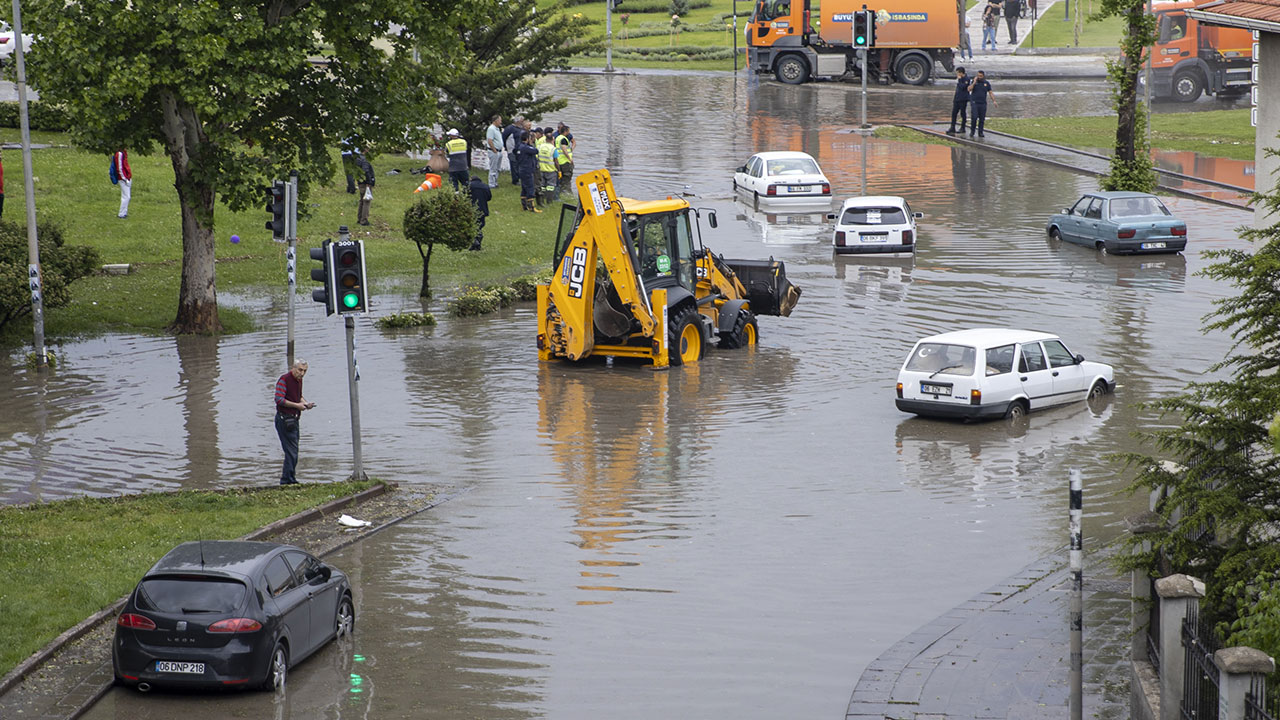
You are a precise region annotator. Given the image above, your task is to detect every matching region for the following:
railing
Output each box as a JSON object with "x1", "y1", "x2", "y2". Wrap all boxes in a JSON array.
[
  {"x1": 1181, "y1": 604, "x2": 1221, "y2": 720},
  {"x1": 1149, "y1": 574, "x2": 1162, "y2": 675},
  {"x1": 1246, "y1": 673, "x2": 1280, "y2": 720}
]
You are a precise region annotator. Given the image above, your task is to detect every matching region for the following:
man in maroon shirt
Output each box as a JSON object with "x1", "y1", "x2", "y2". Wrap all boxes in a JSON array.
[{"x1": 274, "y1": 359, "x2": 315, "y2": 485}]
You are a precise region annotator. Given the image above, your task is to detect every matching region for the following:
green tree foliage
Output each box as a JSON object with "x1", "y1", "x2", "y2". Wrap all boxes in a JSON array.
[
  {"x1": 436, "y1": 2, "x2": 600, "y2": 151},
  {"x1": 1094, "y1": 0, "x2": 1158, "y2": 191},
  {"x1": 402, "y1": 190, "x2": 477, "y2": 298},
  {"x1": 0, "y1": 221, "x2": 99, "y2": 333},
  {"x1": 1118, "y1": 177, "x2": 1280, "y2": 631},
  {"x1": 24, "y1": 0, "x2": 476, "y2": 334},
  {"x1": 670, "y1": 0, "x2": 691, "y2": 16}
]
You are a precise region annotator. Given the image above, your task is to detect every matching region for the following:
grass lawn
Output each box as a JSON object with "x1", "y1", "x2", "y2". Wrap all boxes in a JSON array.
[
  {"x1": 0, "y1": 480, "x2": 380, "y2": 677},
  {"x1": 994, "y1": 109, "x2": 1255, "y2": 160},
  {"x1": 1022, "y1": 8, "x2": 1125, "y2": 48},
  {"x1": 0, "y1": 129, "x2": 565, "y2": 344}
]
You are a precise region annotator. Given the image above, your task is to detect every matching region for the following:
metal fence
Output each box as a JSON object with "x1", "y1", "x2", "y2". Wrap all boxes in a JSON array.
[
  {"x1": 1246, "y1": 673, "x2": 1280, "y2": 720},
  {"x1": 1181, "y1": 603, "x2": 1221, "y2": 720},
  {"x1": 1148, "y1": 575, "x2": 1161, "y2": 676}
]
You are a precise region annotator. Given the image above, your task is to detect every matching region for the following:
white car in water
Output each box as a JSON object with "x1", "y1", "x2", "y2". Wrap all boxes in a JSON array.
[
  {"x1": 831, "y1": 195, "x2": 922, "y2": 255},
  {"x1": 895, "y1": 328, "x2": 1115, "y2": 421},
  {"x1": 732, "y1": 151, "x2": 832, "y2": 205}
]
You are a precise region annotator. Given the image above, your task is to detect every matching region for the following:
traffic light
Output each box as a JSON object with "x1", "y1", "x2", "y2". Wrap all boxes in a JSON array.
[
  {"x1": 266, "y1": 181, "x2": 286, "y2": 242},
  {"x1": 310, "y1": 240, "x2": 334, "y2": 316},
  {"x1": 865, "y1": 10, "x2": 877, "y2": 47},
  {"x1": 332, "y1": 240, "x2": 368, "y2": 314},
  {"x1": 852, "y1": 10, "x2": 872, "y2": 47}
]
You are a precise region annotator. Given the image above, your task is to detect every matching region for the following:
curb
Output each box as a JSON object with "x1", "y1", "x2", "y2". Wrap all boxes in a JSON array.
[{"x1": 0, "y1": 481, "x2": 394, "y2": 698}]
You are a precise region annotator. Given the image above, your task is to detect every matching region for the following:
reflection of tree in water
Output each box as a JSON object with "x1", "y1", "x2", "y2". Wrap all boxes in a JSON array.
[
  {"x1": 176, "y1": 335, "x2": 222, "y2": 489},
  {"x1": 398, "y1": 319, "x2": 502, "y2": 457}
]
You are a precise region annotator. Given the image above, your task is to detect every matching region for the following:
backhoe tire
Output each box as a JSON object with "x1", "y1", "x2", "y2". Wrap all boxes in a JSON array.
[
  {"x1": 669, "y1": 306, "x2": 705, "y2": 366},
  {"x1": 719, "y1": 309, "x2": 759, "y2": 349}
]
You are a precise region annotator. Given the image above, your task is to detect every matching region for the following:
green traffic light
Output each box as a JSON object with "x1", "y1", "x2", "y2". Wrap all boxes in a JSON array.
[
  {"x1": 343, "y1": 292, "x2": 359, "y2": 309},
  {"x1": 855, "y1": 35, "x2": 865, "y2": 44}
]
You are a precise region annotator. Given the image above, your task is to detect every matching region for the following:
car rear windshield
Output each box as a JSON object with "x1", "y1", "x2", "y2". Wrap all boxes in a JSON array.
[
  {"x1": 137, "y1": 576, "x2": 247, "y2": 614},
  {"x1": 766, "y1": 158, "x2": 820, "y2": 176},
  {"x1": 1108, "y1": 196, "x2": 1170, "y2": 219},
  {"x1": 905, "y1": 342, "x2": 976, "y2": 376},
  {"x1": 841, "y1": 207, "x2": 906, "y2": 225}
]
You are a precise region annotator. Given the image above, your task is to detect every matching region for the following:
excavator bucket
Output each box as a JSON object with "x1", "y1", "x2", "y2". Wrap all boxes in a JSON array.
[{"x1": 720, "y1": 258, "x2": 802, "y2": 317}]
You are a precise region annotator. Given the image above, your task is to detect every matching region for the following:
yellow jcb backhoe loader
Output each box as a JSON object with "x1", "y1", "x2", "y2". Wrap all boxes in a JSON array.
[{"x1": 536, "y1": 169, "x2": 801, "y2": 368}]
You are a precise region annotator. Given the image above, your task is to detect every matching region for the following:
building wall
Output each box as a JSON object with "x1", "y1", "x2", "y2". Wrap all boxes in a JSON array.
[{"x1": 1258, "y1": 32, "x2": 1280, "y2": 227}]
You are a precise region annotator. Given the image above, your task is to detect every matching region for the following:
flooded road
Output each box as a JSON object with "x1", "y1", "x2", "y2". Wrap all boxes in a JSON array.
[{"x1": 17, "y1": 72, "x2": 1256, "y2": 718}]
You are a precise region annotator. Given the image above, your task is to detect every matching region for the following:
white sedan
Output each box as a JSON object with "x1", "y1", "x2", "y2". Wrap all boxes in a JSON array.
[
  {"x1": 831, "y1": 196, "x2": 921, "y2": 255},
  {"x1": 733, "y1": 151, "x2": 831, "y2": 205}
]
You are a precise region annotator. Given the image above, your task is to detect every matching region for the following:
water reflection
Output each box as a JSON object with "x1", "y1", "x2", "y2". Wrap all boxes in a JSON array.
[
  {"x1": 733, "y1": 201, "x2": 829, "y2": 245},
  {"x1": 833, "y1": 254, "x2": 915, "y2": 303}
]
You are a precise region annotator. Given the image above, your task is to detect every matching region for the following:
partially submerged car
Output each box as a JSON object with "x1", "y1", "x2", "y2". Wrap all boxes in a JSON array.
[
  {"x1": 830, "y1": 195, "x2": 922, "y2": 255},
  {"x1": 113, "y1": 540, "x2": 353, "y2": 692},
  {"x1": 1046, "y1": 191, "x2": 1187, "y2": 255},
  {"x1": 895, "y1": 328, "x2": 1115, "y2": 421},
  {"x1": 732, "y1": 151, "x2": 832, "y2": 205}
]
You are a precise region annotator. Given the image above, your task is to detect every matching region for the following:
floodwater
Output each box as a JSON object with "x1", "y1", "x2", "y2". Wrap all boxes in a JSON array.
[{"x1": 26, "y1": 71, "x2": 1255, "y2": 719}]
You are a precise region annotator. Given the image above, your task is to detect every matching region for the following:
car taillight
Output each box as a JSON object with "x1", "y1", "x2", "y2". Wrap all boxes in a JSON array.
[
  {"x1": 118, "y1": 613, "x2": 156, "y2": 630},
  {"x1": 970, "y1": 389, "x2": 982, "y2": 405},
  {"x1": 208, "y1": 618, "x2": 263, "y2": 633},
  {"x1": 821, "y1": 183, "x2": 830, "y2": 195},
  {"x1": 902, "y1": 229, "x2": 914, "y2": 244},
  {"x1": 1171, "y1": 226, "x2": 1187, "y2": 236},
  {"x1": 1118, "y1": 228, "x2": 1136, "y2": 239},
  {"x1": 896, "y1": 382, "x2": 904, "y2": 398},
  {"x1": 767, "y1": 185, "x2": 777, "y2": 196},
  {"x1": 835, "y1": 231, "x2": 846, "y2": 246}
]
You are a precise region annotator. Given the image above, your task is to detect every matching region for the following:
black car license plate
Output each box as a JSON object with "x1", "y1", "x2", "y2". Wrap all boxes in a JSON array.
[
  {"x1": 920, "y1": 382, "x2": 951, "y2": 395},
  {"x1": 156, "y1": 661, "x2": 205, "y2": 674}
]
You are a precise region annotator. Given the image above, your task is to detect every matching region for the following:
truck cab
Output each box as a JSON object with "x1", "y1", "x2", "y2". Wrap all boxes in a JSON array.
[{"x1": 1148, "y1": 0, "x2": 1252, "y2": 101}]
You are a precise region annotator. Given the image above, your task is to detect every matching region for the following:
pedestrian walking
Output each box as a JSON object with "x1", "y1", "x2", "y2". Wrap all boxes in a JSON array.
[
  {"x1": 515, "y1": 130, "x2": 540, "y2": 212},
  {"x1": 485, "y1": 115, "x2": 504, "y2": 189},
  {"x1": 445, "y1": 128, "x2": 469, "y2": 190},
  {"x1": 112, "y1": 148, "x2": 132, "y2": 218},
  {"x1": 503, "y1": 115, "x2": 524, "y2": 186},
  {"x1": 1003, "y1": 0, "x2": 1020, "y2": 44},
  {"x1": 968, "y1": 70, "x2": 997, "y2": 137},
  {"x1": 945, "y1": 67, "x2": 970, "y2": 136},
  {"x1": 536, "y1": 128, "x2": 557, "y2": 206},
  {"x1": 959, "y1": 20, "x2": 974, "y2": 60},
  {"x1": 982, "y1": 0, "x2": 1000, "y2": 51},
  {"x1": 340, "y1": 138, "x2": 358, "y2": 194},
  {"x1": 555, "y1": 134, "x2": 574, "y2": 201},
  {"x1": 467, "y1": 175, "x2": 492, "y2": 251},
  {"x1": 354, "y1": 153, "x2": 374, "y2": 226},
  {"x1": 273, "y1": 359, "x2": 315, "y2": 486}
]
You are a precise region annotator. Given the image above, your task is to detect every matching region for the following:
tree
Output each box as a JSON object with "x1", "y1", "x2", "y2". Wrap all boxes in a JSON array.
[
  {"x1": 402, "y1": 190, "x2": 477, "y2": 298},
  {"x1": 1118, "y1": 174, "x2": 1280, "y2": 631},
  {"x1": 24, "y1": 0, "x2": 475, "y2": 334},
  {"x1": 1094, "y1": 0, "x2": 1158, "y2": 191},
  {"x1": 436, "y1": 2, "x2": 600, "y2": 153},
  {"x1": 0, "y1": 220, "x2": 98, "y2": 333}
]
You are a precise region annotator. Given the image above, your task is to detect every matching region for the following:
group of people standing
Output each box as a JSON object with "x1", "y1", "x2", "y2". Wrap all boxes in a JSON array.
[
  {"x1": 499, "y1": 115, "x2": 575, "y2": 213},
  {"x1": 960, "y1": 0, "x2": 1025, "y2": 57},
  {"x1": 945, "y1": 67, "x2": 997, "y2": 138}
]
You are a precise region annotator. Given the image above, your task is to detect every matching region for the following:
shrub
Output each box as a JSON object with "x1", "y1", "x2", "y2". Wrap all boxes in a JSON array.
[
  {"x1": 485, "y1": 284, "x2": 518, "y2": 308},
  {"x1": 0, "y1": 220, "x2": 99, "y2": 332},
  {"x1": 375, "y1": 312, "x2": 436, "y2": 329},
  {"x1": 508, "y1": 270, "x2": 553, "y2": 301},
  {"x1": 402, "y1": 190, "x2": 477, "y2": 298},
  {"x1": 449, "y1": 287, "x2": 500, "y2": 317},
  {"x1": 0, "y1": 101, "x2": 74, "y2": 132}
]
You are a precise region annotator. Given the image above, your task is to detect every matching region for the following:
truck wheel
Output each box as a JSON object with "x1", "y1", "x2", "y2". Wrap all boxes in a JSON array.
[
  {"x1": 668, "y1": 306, "x2": 704, "y2": 366},
  {"x1": 1172, "y1": 71, "x2": 1204, "y2": 102},
  {"x1": 719, "y1": 309, "x2": 758, "y2": 349},
  {"x1": 894, "y1": 54, "x2": 931, "y2": 86},
  {"x1": 775, "y1": 55, "x2": 810, "y2": 85}
]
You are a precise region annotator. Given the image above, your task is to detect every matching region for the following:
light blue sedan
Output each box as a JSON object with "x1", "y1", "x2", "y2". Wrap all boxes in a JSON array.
[{"x1": 1046, "y1": 191, "x2": 1187, "y2": 255}]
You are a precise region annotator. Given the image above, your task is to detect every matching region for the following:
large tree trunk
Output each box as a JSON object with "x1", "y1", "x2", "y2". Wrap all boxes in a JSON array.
[
  {"x1": 1114, "y1": 6, "x2": 1144, "y2": 164},
  {"x1": 161, "y1": 92, "x2": 223, "y2": 334},
  {"x1": 419, "y1": 242, "x2": 435, "y2": 298}
]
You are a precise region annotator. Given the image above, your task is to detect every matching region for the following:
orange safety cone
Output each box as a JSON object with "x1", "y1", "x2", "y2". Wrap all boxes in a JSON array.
[{"x1": 414, "y1": 174, "x2": 443, "y2": 193}]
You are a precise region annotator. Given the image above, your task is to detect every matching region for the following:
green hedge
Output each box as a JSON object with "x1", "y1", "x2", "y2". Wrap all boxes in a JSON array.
[
  {"x1": 0, "y1": 101, "x2": 74, "y2": 132},
  {"x1": 569, "y1": 0, "x2": 712, "y2": 11},
  {"x1": 586, "y1": 45, "x2": 736, "y2": 60}
]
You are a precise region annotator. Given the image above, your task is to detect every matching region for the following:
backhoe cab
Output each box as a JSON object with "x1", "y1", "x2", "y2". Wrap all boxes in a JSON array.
[{"x1": 537, "y1": 169, "x2": 801, "y2": 368}]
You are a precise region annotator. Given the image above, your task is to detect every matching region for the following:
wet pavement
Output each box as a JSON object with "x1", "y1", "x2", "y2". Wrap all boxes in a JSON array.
[{"x1": 3, "y1": 72, "x2": 1259, "y2": 718}]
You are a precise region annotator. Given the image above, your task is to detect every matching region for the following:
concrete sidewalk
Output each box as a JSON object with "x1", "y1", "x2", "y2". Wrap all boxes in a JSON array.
[{"x1": 846, "y1": 555, "x2": 1131, "y2": 720}]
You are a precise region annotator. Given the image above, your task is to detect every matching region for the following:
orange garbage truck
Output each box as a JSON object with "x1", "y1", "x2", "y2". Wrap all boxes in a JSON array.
[
  {"x1": 747, "y1": 0, "x2": 962, "y2": 85},
  {"x1": 1147, "y1": 0, "x2": 1253, "y2": 101}
]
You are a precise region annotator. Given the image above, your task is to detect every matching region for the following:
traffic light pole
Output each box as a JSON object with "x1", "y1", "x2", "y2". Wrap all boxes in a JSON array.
[
  {"x1": 285, "y1": 172, "x2": 298, "y2": 367},
  {"x1": 344, "y1": 314, "x2": 363, "y2": 481}
]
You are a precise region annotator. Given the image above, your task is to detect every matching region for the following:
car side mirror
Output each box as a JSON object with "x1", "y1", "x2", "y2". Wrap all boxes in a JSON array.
[
  {"x1": 826, "y1": 212, "x2": 836, "y2": 220},
  {"x1": 708, "y1": 211, "x2": 718, "y2": 229},
  {"x1": 913, "y1": 212, "x2": 924, "y2": 219},
  {"x1": 736, "y1": 165, "x2": 747, "y2": 173},
  {"x1": 308, "y1": 565, "x2": 332, "y2": 583},
  {"x1": 1062, "y1": 208, "x2": 1072, "y2": 215},
  {"x1": 1074, "y1": 353, "x2": 1085, "y2": 364}
]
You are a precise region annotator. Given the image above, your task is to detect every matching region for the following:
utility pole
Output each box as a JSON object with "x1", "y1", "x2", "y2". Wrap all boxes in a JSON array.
[
  {"x1": 606, "y1": 0, "x2": 615, "y2": 72},
  {"x1": 1144, "y1": 0, "x2": 1153, "y2": 143},
  {"x1": 1069, "y1": 469, "x2": 1084, "y2": 720},
  {"x1": 286, "y1": 171, "x2": 298, "y2": 368},
  {"x1": 733, "y1": 0, "x2": 739, "y2": 72},
  {"x1": 12, "y1": 0, "x2": 44, "y2": 369}
]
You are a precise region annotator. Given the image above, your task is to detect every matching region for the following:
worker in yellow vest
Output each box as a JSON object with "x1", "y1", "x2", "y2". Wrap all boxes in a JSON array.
[
  {"x1": 554, "y1": 135, "x2": 573, "y2": 201},
  {"x1": 535, "y1": 130, "x2": 557, "y2": 207},
  {"x1": 445, "y1": 129, "x2": 469, "y2": 191}
]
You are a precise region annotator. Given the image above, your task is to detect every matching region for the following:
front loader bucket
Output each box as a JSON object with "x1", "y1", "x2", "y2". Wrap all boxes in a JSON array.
[{"x1": 722, "y1": 258, "x2": 802, "y2": 317}]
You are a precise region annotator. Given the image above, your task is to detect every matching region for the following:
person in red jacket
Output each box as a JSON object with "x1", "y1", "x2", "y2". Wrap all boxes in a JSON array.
[{"x1": 113, "y1": 148, "x2": 132, "y2": 218}]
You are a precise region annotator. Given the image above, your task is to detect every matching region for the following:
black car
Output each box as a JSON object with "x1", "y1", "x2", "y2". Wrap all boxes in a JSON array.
[{"x1": 113, "y1": 540, "x2": 353, "y2": 692}]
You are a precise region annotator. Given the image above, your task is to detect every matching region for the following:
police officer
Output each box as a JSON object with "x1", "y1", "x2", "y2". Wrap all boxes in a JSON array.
[
  {"x1": 515, "y1": 130, "x2": 540, "y2": 213},
  {"x1": 945, "y1": 67, "x2": 970, "y2": 136},
  {"x1": 445, "y1": 129, "x2": 469, "y2": 190}
]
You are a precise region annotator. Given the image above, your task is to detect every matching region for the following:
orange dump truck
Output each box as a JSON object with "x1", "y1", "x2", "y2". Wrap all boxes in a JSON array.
[
  {"x1": 1145, "y1": 0, "x2": 1253, "y2": 101},
  {"x1": 747, "y1": 0, "x2": 962, "y2": 85}
]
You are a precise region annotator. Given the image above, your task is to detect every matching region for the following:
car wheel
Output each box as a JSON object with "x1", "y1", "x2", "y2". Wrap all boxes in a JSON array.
[
  {"x1": 668, "y1": 306, "x2": 704, "y2": 366},
  {"x1": 719, "y1": 309, "x2": 759, "y2": 349},
  {"x1": 774, "y1": 55, "x2": 810, "y2": 85},
  {"x1": 1087, "y1": 380, "x2": 1109, "y2": 400},
  {"x1": 1004, "y1": 400, "x2": 1028, "y2": 420},
  {"x1": 262, "y1": 642, "x2": 288, "y2": 691},
  {"x1": 1048, "y1": 227, "x2": 1062, "y2": 243},
  {"x1": 335, "y1": 595, "x2": 355, "y2": 639},
  {"x1": 1095, "y1": 241, "x2": 1106, "y2": 253},
  {"x1": 1172, "y1": 71, "x2": 1204, "y2": 102},
  {"x1": 753, "y1": 190, "x2": 760, "y2": 209}
]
